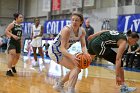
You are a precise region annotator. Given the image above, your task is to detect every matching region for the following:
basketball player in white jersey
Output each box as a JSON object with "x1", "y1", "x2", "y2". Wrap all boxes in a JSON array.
[
  {"x1": 48, "y1": 12, "x2": 89, "y2": 93},
  {"x1": 31, "y1": 18, "x2": 45, "y2": 67}
]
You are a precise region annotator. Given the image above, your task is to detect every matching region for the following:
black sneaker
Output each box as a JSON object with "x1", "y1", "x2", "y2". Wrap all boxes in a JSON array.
[
  {"x1": 6, "y1": 70, "x2": 14, "y2": 76},
  {"x1": 12, "y1": 67, "x2": 17, "y2": 73}
]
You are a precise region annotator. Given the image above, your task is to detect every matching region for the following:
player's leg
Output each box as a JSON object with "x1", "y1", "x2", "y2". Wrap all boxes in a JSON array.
[
  {"x1": 12, "y1": 44, "x2": 21, "y2": 73},
  {"x1": 37, "y1": 38, "x2": 45, "y2": 64},
  {"x1": 32, "y1": 47, "x2": 37, "y2": 61},
  {"x1": 102, "y1": 48, "x2": 136, "y2": 93},
  {"x1": 48, "y1": 47, "x2": 80, "y2": 93},
  {"x1": 38, "y1": 47, "x2": 44, "y2": 63},
  {"x1": 57, "y1": 57, "x2": 81, "y2": 93},
  {"x1": 101, "y1": 48, "x2": 124, "y2": 82},
  {"x1": 12, "y1": 53, "x2": 20, "y2": 73},
  {"x1": 31, "y1": 39, "x2": 38, "y2": 66},
  {"x1": 6, "y1": 49, "x2": 16, "y2": 76}
]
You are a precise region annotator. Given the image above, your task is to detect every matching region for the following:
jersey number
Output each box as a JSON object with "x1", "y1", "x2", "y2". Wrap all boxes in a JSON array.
[
  {"x1": 17, "y1": 31, "x2": 21, "y2": 37},
  {"x1": 109, "y1": 31, "x2": 119, "y2": 35}
]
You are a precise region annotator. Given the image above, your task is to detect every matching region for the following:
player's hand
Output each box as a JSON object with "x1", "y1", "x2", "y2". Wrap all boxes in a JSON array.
[
  {"x1": 71, "y1": 55, "x2": 80, "y2": 66},
  {"x1": 12, "y1": 35, "x2": 19, "y2": 40},
  {"x1": 87, "y1": 35, "x2": 94, "y2": 41},
  {"x1": 116, "y1": 76, "x2": 122, "y2": 86},
  {"x1": 84, "y1": 53, "x2": 92, "y2": 61}
]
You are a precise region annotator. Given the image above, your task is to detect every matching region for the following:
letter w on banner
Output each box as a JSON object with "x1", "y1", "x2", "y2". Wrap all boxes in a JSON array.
[{"x1": 118, "y1": 14, "x2": 140, "y2": 33}]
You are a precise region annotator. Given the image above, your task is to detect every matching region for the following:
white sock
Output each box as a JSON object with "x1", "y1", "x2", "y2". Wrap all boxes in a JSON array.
[
  {"x1": 7, "y1": 68, "x2": 11, "y2": 71},
  {"x1": 68, "y1": 87, "x2": 75, "y2": 92},
  {"x1": 12, "y1": 65, "x2": 15, "y2": 67}
]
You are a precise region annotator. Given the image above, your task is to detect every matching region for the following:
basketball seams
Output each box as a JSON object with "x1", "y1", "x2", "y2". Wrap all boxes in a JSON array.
[{"x1": 76, "y1": 53, "x2": 91, "y2": 69}]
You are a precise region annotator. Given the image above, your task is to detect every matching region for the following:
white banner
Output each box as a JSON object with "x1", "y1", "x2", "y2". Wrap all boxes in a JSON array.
[
  {"x1": 42, "y1": 0, "x2": 51, "y2": 11},
  {"x1": 61, "y1": 0, "x2": 71, "y2": 10},
  {"x1": 84, "y1": 0, "x2": 94, "y2": 6},
  {"x1": 72, "y1": 0, "x2": 82, "y2": 8}
]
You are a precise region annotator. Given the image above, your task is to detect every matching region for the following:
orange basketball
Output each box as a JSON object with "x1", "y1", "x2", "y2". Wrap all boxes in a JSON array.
[{"x1": 76, "y1": 53, "x2": 92, "y2": 69}]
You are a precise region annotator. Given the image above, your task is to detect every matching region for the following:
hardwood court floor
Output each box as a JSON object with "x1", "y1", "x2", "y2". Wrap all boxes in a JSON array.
[{"x1": 0, "y1": 52, "x2": 140, "y2": 93}]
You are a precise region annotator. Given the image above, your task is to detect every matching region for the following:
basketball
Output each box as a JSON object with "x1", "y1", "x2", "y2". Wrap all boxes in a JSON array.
[{"x1": 76, "y1": 53, "x2": 92, "y2": 69}]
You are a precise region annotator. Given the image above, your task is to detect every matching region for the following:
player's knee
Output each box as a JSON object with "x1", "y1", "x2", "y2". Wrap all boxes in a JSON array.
[
  {"x1": 16, "y1": 55, "x2": 20, "y2": 60},
  {"x1": 9, "y1": 52, "x2": 16, "y2": 57}
]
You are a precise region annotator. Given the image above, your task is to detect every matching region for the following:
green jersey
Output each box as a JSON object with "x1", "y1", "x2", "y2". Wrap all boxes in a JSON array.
[
  {"x1": 88, "y1": 30, "x2": 127, "y2": 56},
  {"x1": 10, "y1": 23, "x2": 22, "y2": 43},
  {"x1": 90, "y1": 30, "x2": 127, "y2": 48},
  {"x1": 8, "y1": 23, "x2": 22, "y2": 53}
]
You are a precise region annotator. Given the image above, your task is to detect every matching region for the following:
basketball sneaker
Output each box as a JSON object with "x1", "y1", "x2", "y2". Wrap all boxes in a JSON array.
[
  {"x1": 120, "y1": 85, "x2": 136, "y2": 93},
  {"x1": 12, "y1": 67, "x2": 17, "y2": 73},
  {"x1": 33, "y1": 62, "x2": 39, "y2": 67},
  {"x1": 42, "y1": 59, "x2": 45, "y2": 65},
  {"x1": 39, "y1": 63, "x2": 45, "y2": 72},
  {"x1": 6, "y1": 70, "x2": 14, "y2": 76},
  {"x1": 53, "y1": 81, "x2": 64, "y2": 92}
]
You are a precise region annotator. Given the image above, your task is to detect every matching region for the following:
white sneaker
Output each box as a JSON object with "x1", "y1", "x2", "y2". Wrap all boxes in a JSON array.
[
  {"x1": 33, "y1": 62, "x2": 39, "y2": 67},
  {"x1": 53, "y1": 81, "x2": 64, "y2": 92},
  {"x1": 120, "y1": 85, "x2": 136, "y2": 93},
  {"x1": 66, "y1": 87, "x2": 75, "y2": 93},
  {"x1": 39, "y1": 64, "x2": 45, "y2": 72},
  {"x1": 42, "y1": 59, "x2": 45, "y2": 65}
]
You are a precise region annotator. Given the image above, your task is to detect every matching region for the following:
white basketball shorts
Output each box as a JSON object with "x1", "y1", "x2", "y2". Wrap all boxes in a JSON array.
[
  {"x1": 31, "y1": 37, "x2": 42, "y2": 47},
  {"x1": 48, "y1": 45, "x2": 63, "y2": 63}
]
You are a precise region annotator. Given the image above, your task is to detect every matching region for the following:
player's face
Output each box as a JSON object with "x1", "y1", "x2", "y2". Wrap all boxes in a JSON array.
[
  {"x1": 71, "y1": 15, "x2": 82, "y2": 28},
  {"x1": 128, "y1": 37, "x2": 139, "y2": 45},
  {"x1": 35, "y1": 19, "x2": 40, "y2": 25},
  {"x1": 17, "y1": 14, "x2": 23, "y2": 23},
  {"x1": 85, "y1": 19, "x2": 90, "y2": 26}
]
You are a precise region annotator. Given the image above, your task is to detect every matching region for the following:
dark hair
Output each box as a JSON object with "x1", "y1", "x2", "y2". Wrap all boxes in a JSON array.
[
  {"x1": 34, "y1": 17, "x2": 40, "y2": 22},
  {"x1": 71, "y1": 11, "x2": 84, "y2": 26},
  {"x1": 127, "y1": 30, "x2": 139, "y2": 39},
  {"x1": 13, "y1": 13, "x2": 21, "y2": 20}
]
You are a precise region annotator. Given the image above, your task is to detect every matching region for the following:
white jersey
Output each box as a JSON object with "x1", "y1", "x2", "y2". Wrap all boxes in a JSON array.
[
  {"x1": 53, "y1": 25, "x2": 82, "y2": 48},
  {"x1": 32, "y1": 24, "x2": 42, "y2": 37},
  {"x1": 48, "y1": 24, "x2": 83, "y2": 63},
  {"x1": 31, "y1": 24, "x2": 42, "y2": 47}
]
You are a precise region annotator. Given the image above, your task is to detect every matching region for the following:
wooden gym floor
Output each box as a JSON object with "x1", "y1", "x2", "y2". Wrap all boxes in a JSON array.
[{"x1": 0, "y1": 52, "x2": 140, "y2": 93}]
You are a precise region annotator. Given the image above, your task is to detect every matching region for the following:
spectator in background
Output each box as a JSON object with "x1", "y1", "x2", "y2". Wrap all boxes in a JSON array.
[
  {"x1": 49, "y1": 34, "x2": 55, "y2": 39},
  {"x1": 85, "y1": 18, "x2": 94, "y2": 49},
  {"x1": 101, "y1": 19, "x2": 111, "y2": 30},
  {"x1": 84, "y1": 18, "x2": 96, "y2": 62},
  {"x1": 0, "y1": 36, "x2": 3, "y2": 47},
  {"x1": 43, "y1": 40, "x2": 50, "y2": 57},
  {"x1": 1, "y1": 35, "x2": 9, "y2": 50},
  {"x1": 26, "y1": 40, "x2": 33, "y2": 55},
  {"x1": 135, "y1": 51, "x2": 140, "y2": 69},
  {"x1": 125, "y1": 43, "x2": 140, "y2": 68}
]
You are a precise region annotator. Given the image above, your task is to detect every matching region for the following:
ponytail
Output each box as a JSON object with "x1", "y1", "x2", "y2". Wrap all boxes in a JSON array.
[
  {"x1": 13, "y1": 13, "x2": 21, "y2": 20},
  {"x1": 127, "y1": 29, "x2": 139, "y2": 39},
  {"x1": 126, "y1": 29, "x2": 132, "y2": 36}
]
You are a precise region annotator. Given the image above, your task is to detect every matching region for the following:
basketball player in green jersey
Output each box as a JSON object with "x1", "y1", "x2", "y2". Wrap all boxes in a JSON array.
[
  {"x1": 87, "y1": 30, "x2": 139, "y2": 93},
  {"x1": 5, "y1": 13, "x2": 23, "y2": 76}
]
